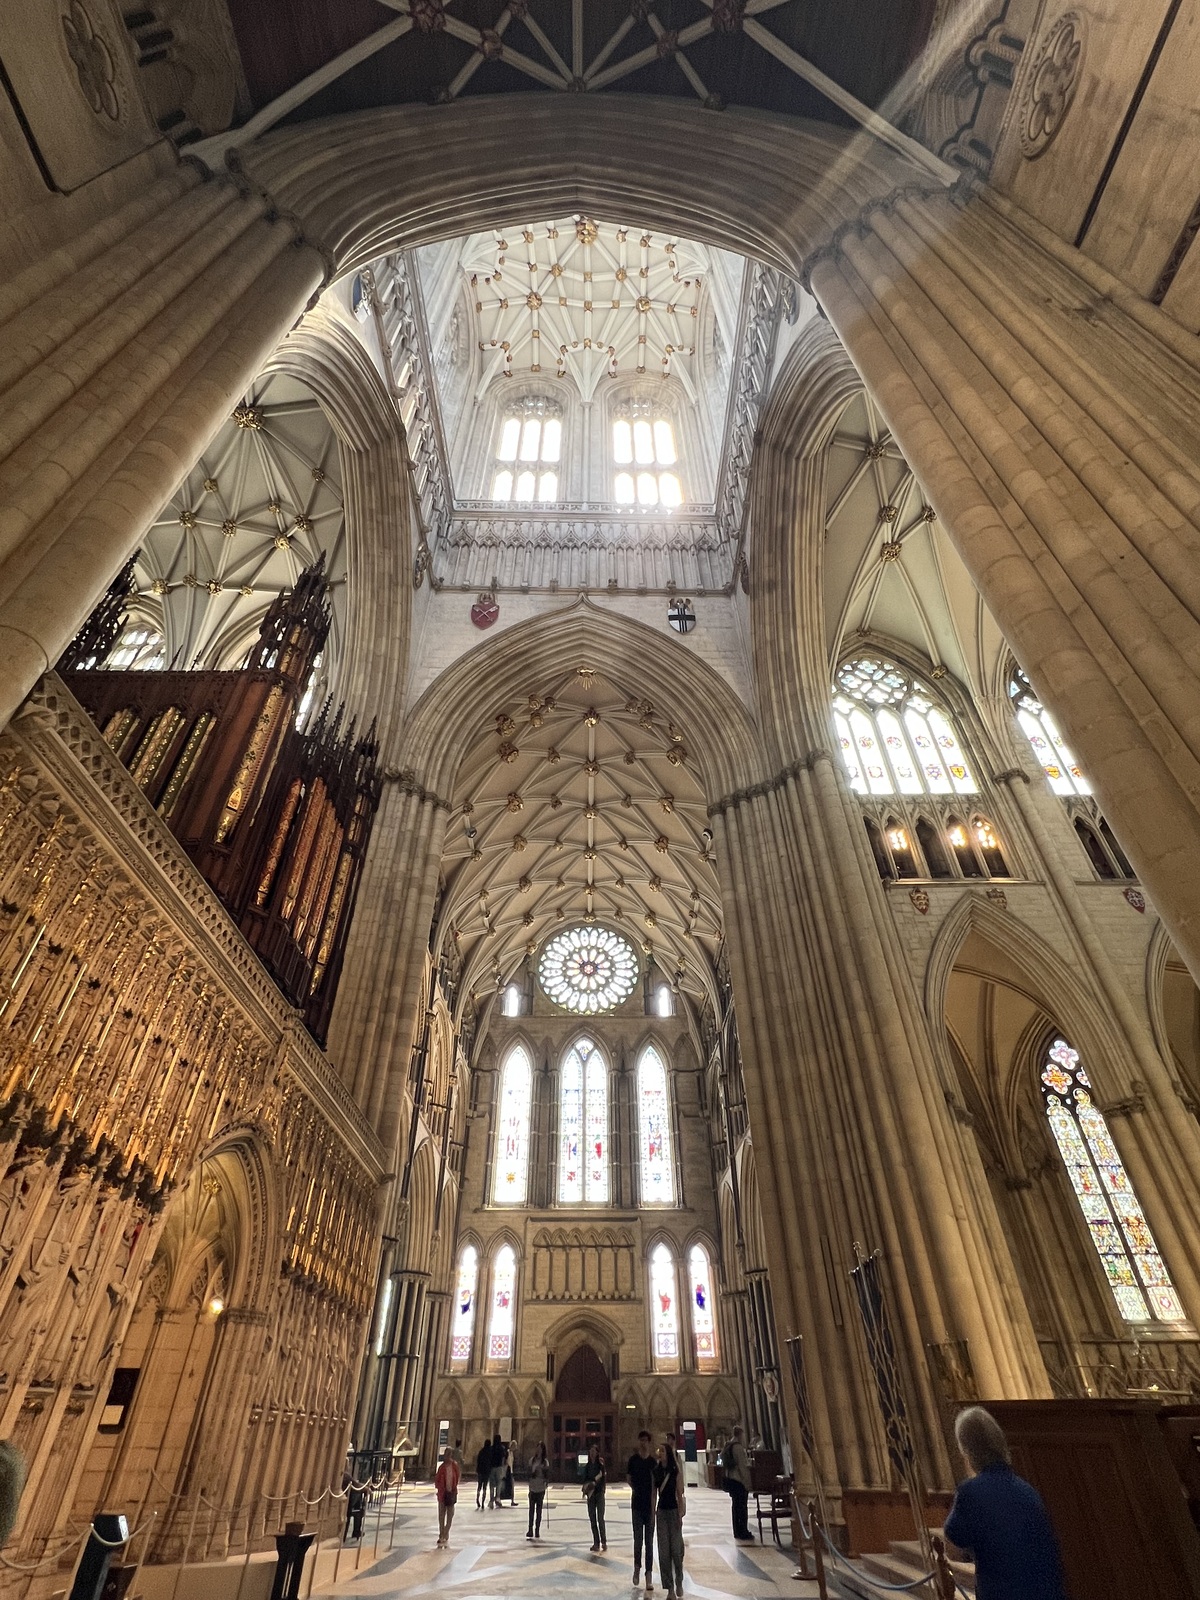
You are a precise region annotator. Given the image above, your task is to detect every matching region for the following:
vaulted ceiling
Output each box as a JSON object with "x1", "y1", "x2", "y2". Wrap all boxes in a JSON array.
[
  {"x1": 437, "y1": 667, "x2": 723, "y2": 1009},
  {"x1": 221, "y1": 0, "x2": 935, "y2": 131}
]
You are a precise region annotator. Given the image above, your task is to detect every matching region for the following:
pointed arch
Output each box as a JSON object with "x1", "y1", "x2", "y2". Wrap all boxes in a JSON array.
[
  {"x1": 485, "y1": 1237, "x2": 520, "y2": 1371},
  {"x1": 558, "y1": 1033, "x2": 610, "y2": 1205},
  {"x1": 647, "y1": 1237, "x2": 682, "y2": 1374},
  {"x1": 450, "y1": 1241, "x2": 480, "y2": 1370},
  {"x1": 685, "y1": 1239, "x2": 720, "y2": 1372},
  {"x1": 493, "y1": 1041, "x2": 534, "y2": 1206},
  {"x1": 636, "y1": 1040, "x2": 675, "y2": 1206}
]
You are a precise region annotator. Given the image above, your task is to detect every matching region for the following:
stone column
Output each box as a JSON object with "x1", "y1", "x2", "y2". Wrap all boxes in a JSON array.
[
  {"x1": 0, "y1": 167, "x2": 324, "y2": 723},
  {"x1": 711, "y1": 760, "x2": 1048, "y2": 1510},
  {"x1": 809, "y1": 183, "x2": 1200, "y2": 984}
]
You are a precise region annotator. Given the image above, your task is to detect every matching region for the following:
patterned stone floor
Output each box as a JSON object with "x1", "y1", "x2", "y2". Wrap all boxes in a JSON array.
[{"x1": 311, "y1": 1482, "x2": 822, "y2": 1599}]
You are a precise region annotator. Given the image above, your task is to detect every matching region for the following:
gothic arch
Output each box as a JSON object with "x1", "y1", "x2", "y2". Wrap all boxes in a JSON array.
[
  {"x1": 542, "y1": 1308, "x2": 625, "y2": 1364},
  {"x1": 405, "y1": 1136, "x2": 439, "y2": 1274}
]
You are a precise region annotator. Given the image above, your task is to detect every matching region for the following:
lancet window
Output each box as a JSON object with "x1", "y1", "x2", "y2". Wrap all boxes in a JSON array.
[
  {"x1": 613, "y1": 407, "x2": 682, "y2": 508},
  {"x1": 487, "y1": 1243, "x2": 518, "y2": 1365},
  {"x1": 1008, "y1": 665, "x2": 1134, "y2": 880},
  {"x1": 558, "y1": 1037, "x2": 609, "y2": 1204},
  {"x1": 1041, "y1": 1038, "x2": 1185, "y2": 1325},
  {"x1": 493, "y1": 1044, "x2": 533, "y2": 1205},
  {"x1": 835, "y1": 655, "x2": 1012, "y2": 883},
  {"x1": 649, "y1": 1242, "x2": 680, "y2": 1371},
  {"x1": 688, "y1": 1243, "x2": 719, "y2": 1372},
  {"x1": 491, "y1": 399, "x2": 562, "y2": 503},
  {"x1": 637, "y1": 1044, "x2": 675, "y2": 1204},
  {"x1": 108, "y1": 618, "x2": 166, "y2": 671},
  {"x1": 450, "y1": 1244, "x2": 479, "y2": 1369}
]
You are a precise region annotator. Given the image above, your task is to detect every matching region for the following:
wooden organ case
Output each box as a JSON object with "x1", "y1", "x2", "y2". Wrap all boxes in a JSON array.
[{"x1": 61, "y1": 557, "x2": 381, "y2": 1044}]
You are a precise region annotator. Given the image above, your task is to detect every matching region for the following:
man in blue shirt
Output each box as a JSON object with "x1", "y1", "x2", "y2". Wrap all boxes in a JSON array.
[{"x1": 944, "y1": 1407, "x2": 1067, "y2": 1600}]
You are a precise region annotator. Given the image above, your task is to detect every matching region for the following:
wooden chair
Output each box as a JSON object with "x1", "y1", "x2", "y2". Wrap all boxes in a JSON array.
[{"x1": 754, "y1": 1474, "x2": 794, "y2": 1545}]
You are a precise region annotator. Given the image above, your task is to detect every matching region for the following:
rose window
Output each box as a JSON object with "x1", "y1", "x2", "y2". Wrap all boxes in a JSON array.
[{"x1": 538, "y1": 926, "x2": 638, "y2": 1014}]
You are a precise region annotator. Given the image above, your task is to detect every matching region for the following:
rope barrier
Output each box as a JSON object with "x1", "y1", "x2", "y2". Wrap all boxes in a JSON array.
[
  {"x1": 794, "y1": 1496, "x2": 946, "y2": 1598},
  {"x1": 0, "y1": 1510, "x2": 156, "y2": 1572}
]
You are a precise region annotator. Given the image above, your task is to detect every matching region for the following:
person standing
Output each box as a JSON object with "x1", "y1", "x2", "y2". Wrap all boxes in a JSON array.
[
  {"x1": 503, "y1": 1440, "x2": 516, "y2": 1504},
  {"x1": 627, "y1": 1430, "x2": 658, "y2": 1592},
  {"x1": 653, "y1": 1438, "x2": 686, "y2": 1600},
  {"x1": 723, "y1": 1426, "x2": 754, "y2": 1542},
  {"x1": 435, "y1": 1446, "x2": 461, "y2": 1549},
  {"x1": 584, "y1": 1442, "x2": 608, "y2": 1552},
  {"x1": 527, "y1": 1443, "x2": 550, "y2": 1540},
  {"x1": 475, "y1": 1437, "x2": 493, "y2": 1509},
  {"x1": 944, "y1": 1407, "x2": 1067, "y2": 1600},
  {"x1": 488, "y1": 1433, "x2": 505, "y2": 1508}
]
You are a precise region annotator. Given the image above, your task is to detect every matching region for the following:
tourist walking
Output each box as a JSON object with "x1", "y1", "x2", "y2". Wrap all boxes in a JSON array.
[
  {"x1": 584, "y1": 1442, "x2": 608, "y2": 1551},
  {"x1": 503, "y1": 1440, "x2": 516, "y2": 1503},
  {"x1": 475, "y1": 1437, "x2": 493, "y2": 1508},
  {"x1": 723, "y1": 1426, "x2": 754, "y2": 1542},
  {"x1": 627, "y1": 1429, "x2": 658, "y2": 1591},
  {"x1": 488, "y1": 1433, "x2": 505, "y2": 1507},
  {"x1": 436, "y1": 1446, "x2": 461, "y2": 1549},
  {"x1": 527, "y1": 1443, "x2": 550, "y2": 1539},
  {"x1": 944, "y1": 1408, "x2": 1066, "y2": 1600},
  {"x1": 654, "y1": 1439, "x2": 685, "y2": 1600}
]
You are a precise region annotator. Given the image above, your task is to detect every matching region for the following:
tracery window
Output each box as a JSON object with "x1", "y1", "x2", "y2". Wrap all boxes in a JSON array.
[
  {"x1": 487, "y1": 1243, "x2": 518, "y2": 1365},
  {"x1": 834, "y1": 656, "x2": 977, "y2": 797},
  {"x1": 493, "y1": 1044, "x2": 533, "y2": 1205},
  {"x1": 688, "y1": 1243, "x2": 719, "y2": 1372},
  {"x1": 450, "y1": 1244, "x2": 479, "y2": 1368},
  {"x1": 650, "y1": 1242, "x2": 680, "y2": 1371},
  {"x1": 492, "y1": 400, "x2": 562, "y2": 503},
  {"x1": 539, "y1": 925, "x2": 639, "y2": 1014},
  {"x1": 501, "y1": 982, "x2": 523, "y2": 1018},
  {"x1": 637, "y1": 1044, "x2": 675, "y2": 1204},
  {"x1": 654, "y1": 984, "x2": 674, "y2": 1018},
  {"x1": 559, "y1": 1037, "x2": 609, "y2": 1204},
  {"x1": 1041, "y1": 1038, "x2": 1185, "y2": 1325},
  {"x1": 613, "y1": 409, "x2": 682, "y2": 508},
  {"x1": 1008, "y1": 665, "x2": 1087, "y2": 797},
  {"x1": 108, "y1": 619, "x2": 166, "y2": 671}
]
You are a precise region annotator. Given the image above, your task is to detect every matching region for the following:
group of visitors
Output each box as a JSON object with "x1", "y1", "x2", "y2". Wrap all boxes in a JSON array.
[
  {"x1": 609, "y1": 1430, "x2": 687, "y2": 1598},
  {"x1": 473, "y1": 1434, "x2": 516, "y2": 1509}
]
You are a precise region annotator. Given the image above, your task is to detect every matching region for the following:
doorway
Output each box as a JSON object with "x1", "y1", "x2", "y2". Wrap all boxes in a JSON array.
[{"x1": 551, "y1": 1343, "x2": 614, "y2": 1481}]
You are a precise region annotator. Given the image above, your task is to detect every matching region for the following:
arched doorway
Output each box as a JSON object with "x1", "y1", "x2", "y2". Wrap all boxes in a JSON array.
[{"x1": 551, "y1": 1344, "x2": 613, "y2": 1482}]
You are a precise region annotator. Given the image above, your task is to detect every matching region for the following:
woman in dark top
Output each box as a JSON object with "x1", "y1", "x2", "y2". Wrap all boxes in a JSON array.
[
  {"x1": 653, "y1": 1439, "x2": 685, "y2": 1600},
  {"x1": 584, "y1": 1442, "x2": 607, "y2": 1551},
  {"x1": 944, "y1": 1408, "x2": 1066, "y2": 1600},
  {"x1": 475, "y1": 1438, "x2": 492, "y2": 1509}
]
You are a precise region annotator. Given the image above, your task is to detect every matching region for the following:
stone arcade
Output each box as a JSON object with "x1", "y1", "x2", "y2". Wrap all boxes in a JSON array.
[{"x1": 2, "y1": 2, "x2": 1200, "y2": 1595}]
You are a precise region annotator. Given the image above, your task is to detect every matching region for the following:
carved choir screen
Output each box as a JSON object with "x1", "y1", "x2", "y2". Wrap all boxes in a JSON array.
[
  {"x1": 558, "y1": 1037, "x2": 609, "y2": 1204},
  {"x1": 487, "y1": 1244, "x2": 518, "y2": 1367},
  {"x1": 689, "y1": 1243, "x2": 719, "y2": 1372},
  {"x1": 650, "y1": 1241, "x2": 681, "y2": 1372},
  {"x1": 1041, "y1": 1038, "x2": 1185, "y2": 1324},
  {"x1": 450, "y1": 1245, "x2": 479, "y2": 1369},
  {"x1": 62, "y1": 559, "x2": 381, "y2": 1043},
  {"x1": 638, "y1": 1044, "x2": 675, "y2": 1204},
  {"x1": 493, "y1": 1045, "x2": 533, "y2": 1205}
]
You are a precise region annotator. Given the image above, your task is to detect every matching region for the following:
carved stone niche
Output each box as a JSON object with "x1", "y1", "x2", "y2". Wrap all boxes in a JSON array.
[{"x1": 530, "y1": 1225, "x2": 636, "y2": 1301}]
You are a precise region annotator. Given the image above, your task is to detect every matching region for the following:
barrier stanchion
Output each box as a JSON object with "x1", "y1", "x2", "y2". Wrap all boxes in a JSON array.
[{"x1": 807, "y1": 1501, "x2": 828, "y2": 1600}]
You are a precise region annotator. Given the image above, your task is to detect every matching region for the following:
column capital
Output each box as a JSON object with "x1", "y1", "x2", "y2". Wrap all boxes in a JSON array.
[{"x1": 992, "y1": 767, "x2": 1031, "y2": 786}]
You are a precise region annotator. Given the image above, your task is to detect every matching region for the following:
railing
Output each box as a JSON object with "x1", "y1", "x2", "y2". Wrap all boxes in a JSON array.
[
  {"x1": 1038, "y1": 1336, "x2": 1200, "y2": 1401},
  {"x1": 791, "y1": 1497, "x2": 962, "y2": 1600}
]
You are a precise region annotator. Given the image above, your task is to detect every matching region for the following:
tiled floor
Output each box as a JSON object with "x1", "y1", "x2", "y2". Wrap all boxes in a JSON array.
[{"x1": 311, "y1": 1482, "x2": 822, "y2": 1599}]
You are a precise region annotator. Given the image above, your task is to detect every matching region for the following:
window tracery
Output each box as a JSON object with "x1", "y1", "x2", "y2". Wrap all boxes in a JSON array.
[
  {"x1": 559, "y1": 1037, "x2": 609, "y2": 1204},
  {"x1": 491, "y1": 397, "x2": 562, "y2": 503},
  {"x1": 539, "y1": 925, "x2": 638, "y2": 1014},
  {"x1": 688, "y1": 1243, "x2": 718, "y2": 1371},
  {"x1": 638, "y1": 1044, "x2": 675, "y2": 1204},
  {"x1": 493, "y1": 1044, "x2": 533, "y2": 1205},
  {"x1": 450, "y1": 1244, "x2": 478, "y2": 1368},
  {"x1": 834, "y1": 655, "x2": 1012, "y2": 883},
  {"x1": 108, "y1": 618, "x2": 166, "y2": 671},
  {"x1": 487, "y1": 1243, "x2": 518, "y2": 1365},
  {"x1": 649, "y1": 1241, "x2": 680, "y2": 1371},
  {"x1": 1041, "y1": 1038, "x2": 1184, "y2": 1325},
  {"x1": 613, "y1": 403, "x2": 682, "y2": 508}
]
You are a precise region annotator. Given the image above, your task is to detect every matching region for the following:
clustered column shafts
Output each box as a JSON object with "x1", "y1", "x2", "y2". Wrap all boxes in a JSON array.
[{"x1": 809, "y1": 186, "x2": 1200, "y2": 987}]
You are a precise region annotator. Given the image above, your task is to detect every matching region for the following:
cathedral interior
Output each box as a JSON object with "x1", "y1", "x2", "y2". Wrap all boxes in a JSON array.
[{"x1": 3, "y1": 1, "x2": 1200, "y2": 1596}]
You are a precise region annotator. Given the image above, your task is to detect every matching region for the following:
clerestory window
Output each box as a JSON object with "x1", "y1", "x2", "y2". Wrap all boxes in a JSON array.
[
  {"x1": 492, "y1": 403, "x2": 561, "y2": 503},
  {"x1": 613, "y1": 413, "x2": 682, "y2": 508}
]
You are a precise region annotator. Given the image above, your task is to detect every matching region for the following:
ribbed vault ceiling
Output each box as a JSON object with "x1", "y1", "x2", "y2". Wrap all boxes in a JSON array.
[
  {"x1": 823, "y1": 390, "x2": 1008, "y2": 698},
  {"x1": 438, "y1": 667, "x2": 723, "y2": 1006}
]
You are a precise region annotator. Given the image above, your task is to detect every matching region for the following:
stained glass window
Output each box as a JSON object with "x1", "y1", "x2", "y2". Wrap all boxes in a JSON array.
[
  {"x1": 487, "y1": 1243, "x2": 517, "y2": 1364},
  {"x1": 450, "y1": 1245, "x2": 478, "y2": 1367},
  {"x1": 108, "y1": 619, "x2": 166, "y2": 671},
  {"x1": 833, "y1": 656, "x2": 977, "y2": 798},
  {"x1": 688, "y1": 1243, "x2": 719, "y2": 1371},
  {"x1": 559, "y1": 1037, "x2": 609, "y2": 1203},
  {"x1": 492, "y1": 406, "x2": 561, "y2": 503},
  {"x1": 1041, "y1": 1038, "x2": 1184, "y2": 1324},
  {"x1": 539, "y1": 925, "x2": 638, "y2": 1014},
  {"x1": 638, "y1": 1044, "x2": 674, "y2": 1204},
  {"x1": 650, "y1": 1242, "x2": 680, "y2": 1369},
  {"x1": 493, "y1": 1045, "x2": 533, "y2": 1205},
  {"x1": 1008, "y1": 665, "x2": 1089, "y2": 797}
]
